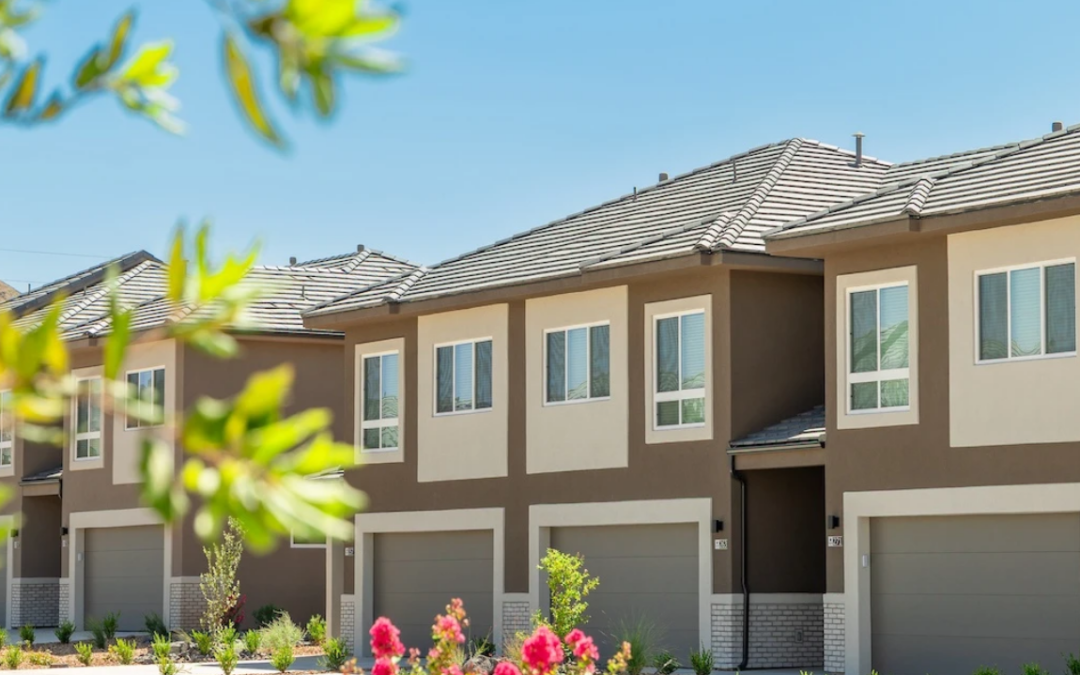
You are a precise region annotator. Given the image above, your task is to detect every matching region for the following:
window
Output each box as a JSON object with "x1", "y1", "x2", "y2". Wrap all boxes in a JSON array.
[
  {"x1": 654, "y1": 311, "x2": 706, "y2": 428},
  {"x1": 848, "y1": 283, "x2": 909, "y2": 412},
  {"x1": 435, "y1": 339, "x2": 493, "y2": 414},
  {"x1": 977, "y1": 260, "x2": 1076, "y2": 362},
  {"x1": 74, "y1": 377, "x2": 103, "y2": 460},
  {"x1": 126, "y1": 367, "x2": 165, "y2": 429},
  {"x1": 290, "y1": 529, "x2": 326, "y2": 548},
  {"x1": 361, "y1": 351, "x2": 399, "y2": 451},
  {"x1": 545, "y1": 323, "x2": 610, "y2": 404},
  {"x1": 0, "y1": 390, "x2": 12, "y2": 467}
]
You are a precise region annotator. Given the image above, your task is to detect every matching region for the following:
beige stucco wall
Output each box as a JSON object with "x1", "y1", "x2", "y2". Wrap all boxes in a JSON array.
[
  {"x1": 354, "y1": 338, "x2": 406, "y2": 466},
  {"x1": 416, "y1": 305, "x2": 508, "y2": 482},
  {"x1": 525, "y1": 286, "x2": 628, "y2": 474},
  {"x1": 834, "y1": 266, "x2": 920, "y2": 430},
  {"x1": 114, "y1": 340, "x2": 177, "y2": 485},
  {"x1": 949, "y1": 216, "x2": 1080, "y2": 447},
  {"x1": 643, "y1": 294, "x2": 713, "y2": 444}
]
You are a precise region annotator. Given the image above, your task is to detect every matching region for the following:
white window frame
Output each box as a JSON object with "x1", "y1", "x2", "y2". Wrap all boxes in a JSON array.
[
  {"x1": 973, "y1": 257, "x2": 1078, "y2": 365},
  {"x1": 845, "y1": 281, "x2": 911, "y2": 415},
  {"x1": 433, "y1": 337, "x2": 494, "y2": 417},
  {"x1": 360, "y1": 349, "x2": 400, "y2": 453},
  {"x1": 652, "y1": 309, "x2": 707, "y2": 431},
  {"x1": 125, "y1": 366, "x2": 166, "y2": 430},
  {"x1": 0, "y1": 390, "x2": 12, "y2": 468},
  {"x1": 543, "y1": 321, "x2": 611, "y2": 406},
  {"x1": 290, "y1": 529, "x2": 327, "y2": 549},
  {"x1": 73, "y1": 376, "x2": 103, "y2": 461}
]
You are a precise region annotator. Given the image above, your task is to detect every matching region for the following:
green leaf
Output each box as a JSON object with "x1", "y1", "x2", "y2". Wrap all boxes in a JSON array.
[
  {"x1": 36, "y1": 92, "x2": 62, "y2": 121},
  {"x1": 309, "y1": 67, "x2": 334, "y2": 117},
  {"x1": 120, "y1": 40, "x2": 172, "y2": 86},
  {"x1": 332, "y1": 47, "x2": 403, "y2": 74},
  {"x1": 104, "y1": 10, "x2": 135, "y2": 70},
  {"x1": 166, "y1": 224, "x2": 187, "y2": 302},
  {"x1": 3, "y1": 57, "x2": 40, "y2": 116},
  {"x1": 103, "y1": 275, "x2": 132, "y2": 380},
  {"x1": 73, "y1": 47, "x2": 104, "y2": 89},
  {"x1": 222, "y1": 34, "x2": 283, "y2": 147}
]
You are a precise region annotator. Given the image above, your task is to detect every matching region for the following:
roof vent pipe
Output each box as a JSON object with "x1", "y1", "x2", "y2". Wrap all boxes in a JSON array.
[
  {"x1": 1053, "y1": 121, "x2": 1064, "y2": 132},
  {"x1": 853, "y1": 132, "x2": 865, "y2": 167},
  {"x1": 289, "y1": 256, "x2": 297, "y2": 266},
  {"x1": 356, "y1": 244, "x2": 366, "y2": 253},
  {"x1": 659, "y1": 172, "x2": 669, "y2": 182}
]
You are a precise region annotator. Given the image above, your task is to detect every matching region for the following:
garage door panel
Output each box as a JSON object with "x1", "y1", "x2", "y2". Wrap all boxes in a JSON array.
[
  {"x1": 872, "y1": 633, "x2": 1078, "y2": 675},
  {"x1": 85, "y1": 526, "x2": 164, "y2": 632},
  {"x1": 872, "y1": 551, "x2": 1080, "y2": 595},
  {"x1": 871, "y1": 514, "x2": 1080, "y2": 553},
  {"x1": 375, "y1": 532, "x2": 495, "y2": 563},
  {"x1": 378, "y1": 560, "x2": 494, "y2": 594},
  {"x1": 552, "y1": 524, "x2": 696, "y2": 554},
  {"x1": 873, "y1": 592, "x2": 1080, "y2": 639},
  {"x1": 567, "y1": 556, "x2": 697, "y2": 592}
]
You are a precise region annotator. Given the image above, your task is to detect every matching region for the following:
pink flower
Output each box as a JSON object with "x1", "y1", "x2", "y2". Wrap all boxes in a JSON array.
[
  {"x1": 494, "y1": 663, "x2": 523, "y2": 675},
  {"x1": 442, "y1": 666, "x2": 463, "y2": 675},
  {"x1": 435, "y1": 614, "x2": 465, "y2": 644},
  {"x1": 572, "y1": 636, "x2": 598, "y2": 662},
  {"x1": 372, "y1": 657, "x2": 398, "y2": 675},
  {"x1": 370, "y1": 617, "x2": 406, "y2": 659},
  {"x1": 522, "y1": 626, "x2": 564, "y2": 675},
  {"x1": 408, "y1": 648, "x2": 421, "y2": 666}
]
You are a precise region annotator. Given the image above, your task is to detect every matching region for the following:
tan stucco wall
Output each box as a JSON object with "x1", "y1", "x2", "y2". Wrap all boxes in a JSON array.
[
  {"x1": 643, "y1": 294, "x2": 714, "y2": 444},
  {"x1": 525, "y1": 287, "x2": 628, "y2": 474},
  {"x1": 948, "y1": 215, "x2": 1080, "y2": 447},
  {"x1": 416, "y1": 304, "x2": 509, "y2": 482}
]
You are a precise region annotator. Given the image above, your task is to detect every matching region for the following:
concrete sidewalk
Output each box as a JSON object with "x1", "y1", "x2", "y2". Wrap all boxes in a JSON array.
[{"x1": 57, "y1": 655, "x2": 329, "y2": 675}]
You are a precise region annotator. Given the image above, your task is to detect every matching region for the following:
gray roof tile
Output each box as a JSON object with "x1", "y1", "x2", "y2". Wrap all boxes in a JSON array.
[{"x1": 729, "y1": 405, "x2": 825, "y2": 449}]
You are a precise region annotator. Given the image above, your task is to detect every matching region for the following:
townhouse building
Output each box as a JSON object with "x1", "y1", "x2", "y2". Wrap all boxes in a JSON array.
[
  {"x1": 765, "y1": 123, "x2": 1080, "y2": 675},
  {"x1": 303, "y1": 137, "x2": 995, "y2": 670},
  {"x1": 0, "y1": 246, "x2": 417, "y2": 632}
]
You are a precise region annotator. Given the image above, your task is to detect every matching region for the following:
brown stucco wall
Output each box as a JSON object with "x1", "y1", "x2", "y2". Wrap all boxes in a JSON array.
[
  {"x1": 19, "y1": 496, "x2": 61, "y2": 579},
  {"x1": 743, "y1": 467, "x2": 825, "y2": 594}
]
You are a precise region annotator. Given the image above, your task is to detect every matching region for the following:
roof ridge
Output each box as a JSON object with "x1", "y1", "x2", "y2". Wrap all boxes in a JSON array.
[
  {"x1": 901, "y1": 176, "x2": 937, "y2": 216},
  {"x1": 52, "y1": 260, "x2": 160, "y2": 332},
  {"x1": 340, "y1": 249, "x2": 372, "y2": 274},
  {"x1": 303, "y1": 267, "x2": 426, "y2": 315},
  {"x1": 6, "y1": 250, "x2": 159, "y2": 315},
  {"x1": 711, "y1": 138, "x2": 805, "y2": 250},
  {"x1": 386, "y1": 268, "x2": 427, "y2": 302},
  {"x1": 578, "y1": 214, "x2": 719, "y2": 270},
  {"x1": 693, "y1": 212, "x2": 736, "y2": 252}
]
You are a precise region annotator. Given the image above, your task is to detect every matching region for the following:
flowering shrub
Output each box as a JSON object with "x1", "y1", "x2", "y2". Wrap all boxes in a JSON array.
[{"x1": 343, "y1": 599, "x2": 630, "y2": 675}]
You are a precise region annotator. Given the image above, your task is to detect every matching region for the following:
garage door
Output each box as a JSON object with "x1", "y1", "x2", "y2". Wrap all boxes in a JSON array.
[
  {"x1": 85, "y1": 525, "x2": 164, "y2": 631},
  {"x1": 373, "y1": 531, "x2": 494, "y2": 650},
  {"x1": 872, "y1": 514, "x2": 1080, "y2": 675},
  {"x1": 550, "y1": 524, "x2": 698, "y2": 657}
]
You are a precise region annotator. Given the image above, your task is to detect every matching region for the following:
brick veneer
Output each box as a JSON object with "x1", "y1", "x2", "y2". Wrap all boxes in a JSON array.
[
  {"x1": 10, "y1": 579, "x2": 60, "y2": 627},
  {"x1": 168, "y1": 579, "x2": 204, "y2": 631},
  {"x1": 710, "y1": 596, "x2": 824, "y2": 670},
  {"x1": 58, "y1": 579, "x2": 71, "y2": 625},
  {"x1": 823, "y1": 597, "x2": 845, "y2": 673},
  {"x1": 340, "y1": 595, "x2": 355, "y2": 652},
  {"x1": 501, "y1": 597, "x2": 531, "y2": 649}
]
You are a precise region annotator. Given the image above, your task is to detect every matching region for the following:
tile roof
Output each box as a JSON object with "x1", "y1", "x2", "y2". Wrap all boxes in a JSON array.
[
  {"x1": 729, "y1": 405, "x2": 825, "y2": 450},
  {"x1": 307, "y1": 139, "x2": 895, "y2": 316},
  {"x1": 0, "y1": 281, "x2": 17, "y2": 302},
  {"x1": 769, "y1": 125, "x2": 1080, "y2": 238},
  {"x1": 5, "y1": 249, "x2": 417, "y2": 340}
]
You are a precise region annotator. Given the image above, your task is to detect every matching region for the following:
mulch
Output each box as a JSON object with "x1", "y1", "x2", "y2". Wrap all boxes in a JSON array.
[{"x1": 3, "y1": 637, "x2": 325, "y2": 669}]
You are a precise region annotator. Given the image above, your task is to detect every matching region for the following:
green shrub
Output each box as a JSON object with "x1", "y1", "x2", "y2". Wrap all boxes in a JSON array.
[
  {"x1": 654, "y1": 650, "x2": 679, "y2": 675},
  {"x1": 109, "y1": 638, "x2": 136, "y2": 665},
  {"x1": 201, "y1": 518, "x2": 245, "y2": 633},
  {"x1": 86, "y1": 618, "x2": 107, "y2": 650},
  {"x1": 102, "y1": 612, "x2": 120, "y2": 641},
  {"x1": 254, "y1": 604, "x2": 282, "y2": 628},
  {"x1": 270, "y1": 645, "x2": 294, "y2": 673},
  {"x1": 146, "y1": 612, "x2": 169, "y2": 639},
  {"x1": 18, "y1": 625, "x2": 33, "y2": 648},
  {"x1": 191, "y1": 630, "x2": 214, "y2": 657},
  {"x1": 261, "y1": 613, "x2": 303, "y2": 652},
  {"x1": 305, "y1": 614, "x2": 326, "y2": 646},
  {"x1": 243, "y1": 629, "x2": 261, "y2": 655},
  {"x1": 54, "y1": 621, "x2": 75, "y2": 645},
  {"x1": 319, "y1": 637, "x2": 351, "y2": 671},
  {"x1": 157, "y1": 655, "x2": 179, "y2": 675},
  {"x1": 153, "y1": 633, "x2": 173, "y2": 660},
  {"x1": 613, "y1": 614, "x2": 661, "y2": 675},
  {"x1": 215, "y1": 639, "x2": 239, "y2": 675},
  {"x1": 5, "y1": 646, "x2": 23, "y2": 670},
  {"x1": 468, "y1": 635, "x2": 495, "y2": 658},
  {"x1": 689, "y1": 645, "x2": 714, "y2": 675},
  {"x1": 1066, "y1": 655, "x2": 1080, "y2": 675},
  {"x1": 1022, "y1": 665, "x2": 1048, "y2": 675},
  {"x1": 25, "y1": 652, "x2": 52, "y2": 667},
  {"x1": 537, "y1": 549, "x2": 600, "y2": 638},
  {"x1": 74, "y1": 643, "x2": 94, "y2": 667},
  {"x1": 0, "y1": 630, "x2": 6, "y2": 650},
  {"x1": 973, "y1": 667, "x2": 1001, "y2": 675}
]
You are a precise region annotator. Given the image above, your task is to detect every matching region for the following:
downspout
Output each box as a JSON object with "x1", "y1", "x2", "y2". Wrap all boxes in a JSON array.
[{"x1": 730, "y1": 455, "x2": 749, "y2": 670}]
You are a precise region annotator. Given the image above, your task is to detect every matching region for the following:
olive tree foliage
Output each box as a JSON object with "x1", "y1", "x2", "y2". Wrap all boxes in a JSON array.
[
  {"x1": 201, "y1": 517, "x2": 244, "y2": 635},
  {"x1": 0, "y1": 0, "x2": 403, "y2": 147},
  {"x1": 0, "y1": 223, "x2": 366, "y2": 550}
]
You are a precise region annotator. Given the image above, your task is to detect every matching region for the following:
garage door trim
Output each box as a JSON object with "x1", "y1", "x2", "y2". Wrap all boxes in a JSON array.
[
  {"x1": 355, "y1": 508, "x2": 505, "y2": 659},
  {"x1": 69, "y1": 508, "x2": 170, "y2": 631},
  {"x1": 529, "y1": 499, "x2": 713, "y2": 655},
  {"x1": 844, "y1": 483, "x2": 1080, "y2": 675},
  {"x1": 0, "y1": 514, "x2": 13, "y2": 629}
]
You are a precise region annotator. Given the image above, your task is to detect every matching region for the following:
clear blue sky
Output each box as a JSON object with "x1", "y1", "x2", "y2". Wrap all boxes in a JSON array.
[{"x1": 4, "y1": 0, "x2": 1080, "y2": 289}]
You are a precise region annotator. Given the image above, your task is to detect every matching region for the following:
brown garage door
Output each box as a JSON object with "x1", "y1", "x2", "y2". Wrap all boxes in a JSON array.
[
  {"x1": 373, "y1": 531, "x2": 494, "y2": 651},
  {"x1": 871, "y1": 514, "x2": 1080, "y2": 675},
  {"x1": 550, "y1": 524, "x2": 698, "y2": 658},
  {"x1": 85, "y1": 525, "x2": 164, "y2": 631}
]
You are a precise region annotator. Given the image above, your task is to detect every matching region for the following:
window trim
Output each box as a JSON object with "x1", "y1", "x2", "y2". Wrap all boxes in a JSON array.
[
  {"x1": 651, "y1": 309, "x2": 707, "y2": 431},
  {"x1": 360, "y1": 349, "x2": 400, "y2": 454},
  {"x1": 432, "y1": 337, "x2": 494, "y2": 417},
  {"x1": 73, "y1": 376, "x2": 103, "y2": 462},
  {"x1": 845, "y1": 281, "x2": 911, "y2": 416},
  {"x1": 124, "y1": 365, "x2": 167, "y2": 430},
  {"x1": 973, "y1": 257, "x2": 1078, "y2": 366},
  {"x1": 0, "y1": 389, "x2": 12, "y2": 468},
  {"x1": 542, "y1": 321, "x2": 612, "y2": 407},
  {"x1": 289, "y1": 530, "x2": 327, "y2": 549}
]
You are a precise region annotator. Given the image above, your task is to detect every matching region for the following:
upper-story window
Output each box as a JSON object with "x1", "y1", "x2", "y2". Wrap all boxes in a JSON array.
[
  {"x1": 977, "y1": 260, "x2": 1076, "y2": 362},
  {"x1": 654, "y1": 310, "x2": 706, "y2": 428},
  {"x1": 435, "y1": 339, "x2": 493, "y2": 414},
  {"x1": 74, "y1": 377, "x2": 103, "y2": 460},
  {"x1": 126, "y1": 367, "x2": 165, "y2": 429},
  {"x1": 848, "y1": 282, "x2": 909, "y2": 412},
  {"x1": 545, "y1": 323, "x2": 610, "y2": 404},
  {"x1": 361, "y1": 351, "x2": 399, "y2": 451},
  {"x1": 0, "y1": 390, "x2": 12, "y2": 467}
]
